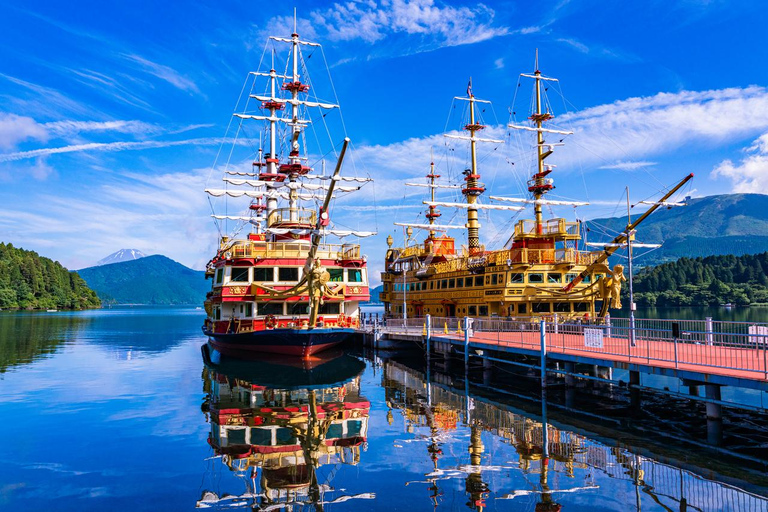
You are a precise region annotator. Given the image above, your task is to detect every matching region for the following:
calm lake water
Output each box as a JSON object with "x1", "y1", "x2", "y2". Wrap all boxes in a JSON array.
[{"x1": 2, "y1": 306, "x2": 768, "y2": 511}]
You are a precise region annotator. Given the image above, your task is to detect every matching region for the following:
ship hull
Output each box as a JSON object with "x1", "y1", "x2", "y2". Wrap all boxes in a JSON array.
[{"x1": 203, "y1": 327, "x2": 354, "y2": 358}]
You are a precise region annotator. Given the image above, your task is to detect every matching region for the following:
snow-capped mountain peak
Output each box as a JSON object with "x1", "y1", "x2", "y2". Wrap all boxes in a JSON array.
[{"x1": 96, "y1": 249, "x2": 147, "y2": 266}]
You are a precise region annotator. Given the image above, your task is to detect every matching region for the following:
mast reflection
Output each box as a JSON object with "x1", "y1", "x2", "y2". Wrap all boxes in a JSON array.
[{"x1": 199, "y1": 346, "x2": 371, "y2": 510}]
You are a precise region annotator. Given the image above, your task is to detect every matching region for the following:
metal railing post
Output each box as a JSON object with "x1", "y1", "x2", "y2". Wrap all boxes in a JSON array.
[
  {"x1": 674, "y1": 335, "x2": 679, "y2": 369},
  {"x1": 426, "y1": 314, "x2": 431, "y2": 355},
  {"x1": 464, "y1": 316, "x2": 470, "y2": 368},
  {"x1": 554, "y1": 313, "x2": 558, "y2": 334},
  {"x1": 540, "y1": 318, "x2": 547, "y2": 389},
  {"x1": 705, "y1": 317, "x2": 713, "y2": 346},
  {"x1": 606, "y1": 313, "x2": 612, "y2": 339}
]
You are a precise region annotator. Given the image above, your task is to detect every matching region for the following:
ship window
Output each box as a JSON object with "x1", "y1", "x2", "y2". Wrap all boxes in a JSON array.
[
  {"x1": 528, "y1": 273, "x2": 544, "y2": 283},
  {"x1": 227, "y1": 428, "x2": 247, "y2": 445},
  {"x1": 491, "y1": 274, "x2": 498, "y2": 285},
  {"x1": 275, "y1": 427, "x2": 298, "y2": 446},
  {"x1": 468, "y1": 305, "x2": 477, "y2": 316},
  {"x1": 449, "y1": 279, "x2": 455, "y2": 288},
  {"x1": 245, "y1": 303, "x2": 253, "y2": 317},
  {"x1": 278, "y1": 267, "x2": 299, "y2": 281},
  {"x1": 554, "y1": 302, "x2": 570, "y2": 313},
  {"x1": 465, "y1": 277, "x2": 473, "y2": 287},
  {"x1": 582, "y1": 275, "x2": 592, "y2": 284},
  {"x1": 509, "y1": 273, "x2": 524, "y2": 284},
  {"x1": 479, "y1": 305, "x2": 489, "y2": 316},
  {"x1": 347, "y1": 269, "x2": 363, "y2": 282},
  {"x1": 442, "y1": 279, "x2": 448, "y2": 289},
  {"x1": 429, "y1": 281, "x2": 434, "y2": 290},
  {"x1": 289, "y1": 302, "x2": 310, "y2": 315},
  {"x1": 258, "y1": 302, "x2": 283, "y2": 316},
  {"x1": 532, "y1": 302, "x2": 551, "y2": 313},
  {"x1": 456, "y1": 278, "x2": 463, "y2": 288},
  {"x1": 215, "y1": 268, "x2": 224, "y2": 285},
  {"x1": 320, "y1": 302, "x2": 341, "y2": 314},
  {"x1": 253, "y1": 267, "x2": 273, "y2": 282},
  {"x1": 328, "y1": 268, "x2": 344, "y2": 282},
  {"x1": 214, "y1": 306, "x2": 221, "y2": 320},
  {"x1": 565, "y1": 273, "x2": 577, "y2": 282},
  {"x1": 231, "y1": 267, "x2": 250, "y2": 283},
  {"x1": 574, "y1": 302, "x2": 589, "y2": 312},
  {"x1": 595, "y1": 274, "x2": 603, "y2": 281},
  {"x1": 547, "y1": 273, "x2": 562, "y2": 283},
  {"x1": 518, "y1": 303, "x2": 527, "y2": 314},
  {"x1": 474, "y1": 276, "x2": 483, "y2": 287}
]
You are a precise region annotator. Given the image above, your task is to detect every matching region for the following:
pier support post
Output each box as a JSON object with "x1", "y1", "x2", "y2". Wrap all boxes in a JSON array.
[
  {"x1": 464, "y1": 317, "x2": 470, "y2": 369},
  {"x1": 705, "y1": 384, "x2": 722, "y2": 420},
  {"x1": 629, "y1": 370, "x2": 641, "y2": 409},
  {"x1": 704, "y1": 384, "x2": 723, "y2": 446},
  {"x1": 540, "y1": 319, "x2": 547, "y2": 389},
  {"x1": 564, "y1": 362, "x2": 576, "y2": 386},
  {"x1": 426, "y1": 314, "x2": 431, "y2": 355}
]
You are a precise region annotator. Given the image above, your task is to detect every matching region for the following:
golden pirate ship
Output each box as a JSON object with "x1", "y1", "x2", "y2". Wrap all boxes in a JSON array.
[{"x1": 381, "y1": 61, "x2": 691, "y2": 321}]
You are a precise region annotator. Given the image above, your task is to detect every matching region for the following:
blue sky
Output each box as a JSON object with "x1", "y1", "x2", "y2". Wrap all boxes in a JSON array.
[{"x1": 1, "y1": 0, "x2": 768, "y2": 281}]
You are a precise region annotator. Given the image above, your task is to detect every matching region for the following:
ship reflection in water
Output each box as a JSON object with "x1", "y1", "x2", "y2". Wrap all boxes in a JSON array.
[
  {"x1": 199, "y1": 346, "x2": 373, "y2": 509},
  {"x1": 381, "y1": 356, "x2": 768, "y2": 511}
]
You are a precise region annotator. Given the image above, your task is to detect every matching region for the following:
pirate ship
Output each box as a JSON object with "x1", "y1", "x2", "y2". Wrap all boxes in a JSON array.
[
  {"x1": 381, "y1": 62, "x2": 692, "y2": 321},
  {"x1": 202, "y1": 22, "x2": 374, "y2": 356}
]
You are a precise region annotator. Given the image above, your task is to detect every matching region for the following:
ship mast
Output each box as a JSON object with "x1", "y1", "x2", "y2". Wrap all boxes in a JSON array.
[
  {"x1": 533, "y1": 52, "x2": 545, "y2": 234},
  {"x1": 463, "y1": 78, "x2": 485, "y2": 255},
  {"x1": 426, "y1": 149, "x2": 439, "y2": 240},
  {"x1": 288, "y1": 19, "x2": 301, "y2": 223}
]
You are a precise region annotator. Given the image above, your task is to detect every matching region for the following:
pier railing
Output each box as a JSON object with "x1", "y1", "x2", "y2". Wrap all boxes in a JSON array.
[{"x1": 381, "y1": 315, "x2": 768, "y2": 379}]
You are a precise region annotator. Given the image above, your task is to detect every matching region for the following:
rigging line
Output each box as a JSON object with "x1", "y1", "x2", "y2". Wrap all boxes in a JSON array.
[{"x1": 320, "y1": 46, "x2": 348, "y2": 144}]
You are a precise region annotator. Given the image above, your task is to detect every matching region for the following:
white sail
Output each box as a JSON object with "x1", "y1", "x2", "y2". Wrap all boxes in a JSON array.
[
  {"x1": 206, "y1": 189, "x2": 333, "y2": 201},
  {"x1": 520, "y1": 73, "x2": 559, "y2": 82},
  {"x1": 508, "y1": 123, "x2": 573, "y2": 136},
  {"x1": 303, "y1": 174, "x2": 372, "y2": 183},
  {"x1": 222, "y1": 177, "x2": 359, "y2": 192},
  {"x1": 249, "y1": 95, "x2": 339, "y2": 109},
  {"x1": 444, "y1": 134, "x2": 504, "y2": 144},
  {"x1": 405, "y1": 183, "x2": 461, "y2": 189},
  {"x1": 224, "y1": 170, "x2": 258, "y2": 177},
  {"x1": 489, "y1": 196, "x2": 589, "y2": 207},
  {"x1": 267, "y1": 227, "x2": 376, "y2": 237},
  {"x1": 234, "y1": 114, "x2": 311, "y2": 125},
  {"x1": 585, "y1": 242, "x2": 662, "y2": 248},
  {"x1": 423, "y1": 201, "x2": 525, "y2": 212},
  {"x1": 394, "y1": 222, "x2": 465, "y2": 230},
  {"x1": 637, "y1": 200, "x2": 687, "y2": 207},
  {"x1": 269, "y1": 35, "x2": 321, "y2": 47},
  {"x1": 250, "y1": 71, "x2": 290, "y2": 79},
  {"x1": 211, "y1": 215, "x2": 263, "y2": 221},
  {"x1": 453, "y1": 96, "x2": 492, "y2": 104}
]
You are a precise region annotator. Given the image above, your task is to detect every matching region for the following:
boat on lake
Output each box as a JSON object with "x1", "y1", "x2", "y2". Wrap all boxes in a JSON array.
[
  {"x1": 202, "y1": 23, "x2": 374, "y2": 357},
  {"x1": 381, "y1": 58, "x2": 693, "y2": 321}
]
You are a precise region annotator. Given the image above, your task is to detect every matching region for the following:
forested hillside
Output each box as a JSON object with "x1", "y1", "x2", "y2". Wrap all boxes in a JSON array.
[
  {"x1": 630, "y1": 252, "x2": 768, "y2": 306},
  {"x1": 0, "y1": 243, "x2": 101, "y2": 310},
  {"x1": 589, "y1": 194, "x2": 768, "y2": 267},
  {"x1": 78, "y1": 255, "x2": 208, "y2": 305}
]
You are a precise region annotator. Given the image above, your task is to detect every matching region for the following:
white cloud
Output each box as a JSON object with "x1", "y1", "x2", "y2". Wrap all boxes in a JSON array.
[
  {"x1": 120, "y1": 54, "x2": 200, "y2": 94},
  {"x1": 260, "y1": 0, "x2": 508, "y2": 55},
  {"x1": 0, "y1": 113, "x2": 48, "y2": 150},
  {"x1": 598, "y1": 161, "x2": 656, "y2": 170},
  {"x1": 712, "y1": 132, "x2": 768, "y2": 193},
  {"x1": 494, "y1": 58, "x2": 504, "y2": 69},
  {"x1": 44, "y1": 120, "x2": 160, "y2": 137},
  {"x1": 0, "y1": 137, "x2": 237, "y2": 163},
  {"x1": 549, "y1": 86, "x2": 768, "y2": 169}
]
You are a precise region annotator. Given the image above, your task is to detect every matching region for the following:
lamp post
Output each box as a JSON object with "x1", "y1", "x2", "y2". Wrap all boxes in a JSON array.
[{"x1": 403, "y1": 226, "x2": 414, "y2": 321}]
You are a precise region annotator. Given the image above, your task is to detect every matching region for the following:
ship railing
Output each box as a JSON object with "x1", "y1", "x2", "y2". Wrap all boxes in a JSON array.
[
  {"x1": 442, "y1": 315, "x2": 768, "y2": 378},
  {"x1": 267, "y1": 207, "x2": 317, "y2": 227},
  {"x1": 228, "y1": 240, "x2": 361, "y2": 260},
  {"x1": 484, "y1": 248, "x2": 602, "y2": 266},
  {"x1": 513, "y1": 219, "x2": 581, "y2": 237}
]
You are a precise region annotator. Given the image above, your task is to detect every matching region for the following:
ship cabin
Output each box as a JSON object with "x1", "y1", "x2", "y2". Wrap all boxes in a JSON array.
[
  {"x1": 381, "y1": 217, "x2": 606, "y2": 321},
  {"x1": 205, "y1": 207, "x2": 370, "y2": 333}
]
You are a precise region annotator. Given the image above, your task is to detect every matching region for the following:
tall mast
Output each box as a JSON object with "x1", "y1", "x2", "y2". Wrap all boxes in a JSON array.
[
  {"x1": 533, "y1": 51, "x2": 545, "y2": 234},
  {"x1": 426, "y1": 148, "x2": 440, "y2": 240},
  {"x1": 288, "y1": 27, "x2": 301, "y2": 222},
  {"x1": 462, "y1": 78, "x2": 485, "y2": 255},
  {"x1": 266, "y1": 52, "x2": 279, "y2": 215}
]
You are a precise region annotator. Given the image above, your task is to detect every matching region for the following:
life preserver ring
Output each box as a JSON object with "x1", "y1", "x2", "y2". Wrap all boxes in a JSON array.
[{"x1": 265, "y1": 315, "x2": 277, "y2": 329}]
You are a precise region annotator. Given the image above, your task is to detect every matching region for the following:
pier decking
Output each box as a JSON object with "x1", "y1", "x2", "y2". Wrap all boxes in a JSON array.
[{"x1": 367, "y1": 316, "x2": 768, "y2": 392}]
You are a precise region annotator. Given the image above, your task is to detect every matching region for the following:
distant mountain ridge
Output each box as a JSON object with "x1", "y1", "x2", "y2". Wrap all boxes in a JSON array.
[
  {"x1": 96, "y1": 249, "x2": 147, "y2": 266},
  {"x1": 78, "y1": 255, "x2": 208, "y2": 305},
  {"x1": 587, "y1": 193, "x2": 768, "y2": 267}
]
